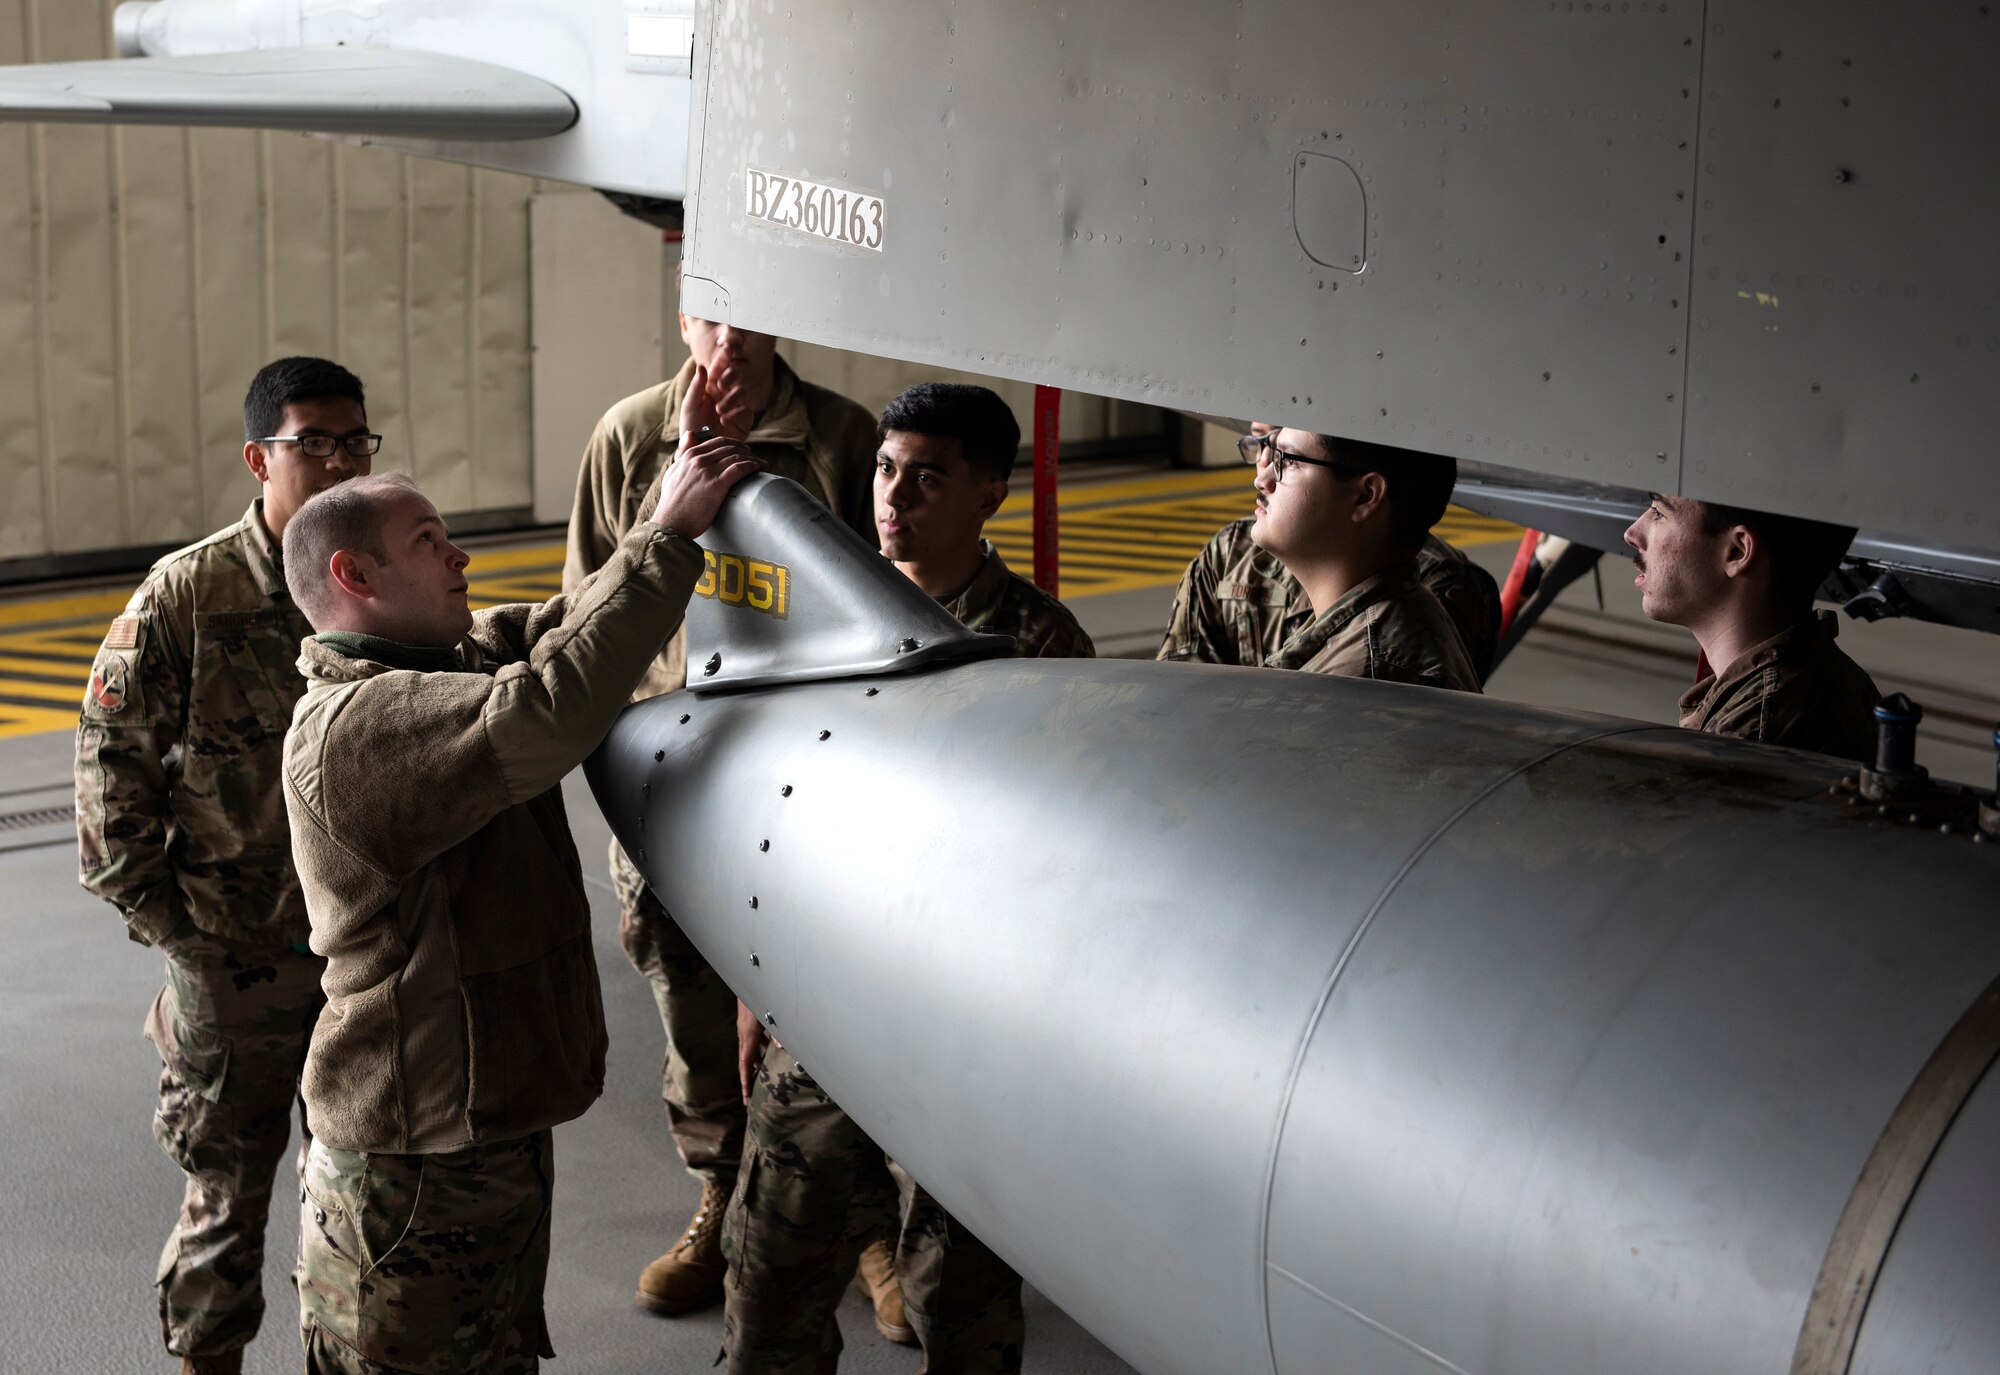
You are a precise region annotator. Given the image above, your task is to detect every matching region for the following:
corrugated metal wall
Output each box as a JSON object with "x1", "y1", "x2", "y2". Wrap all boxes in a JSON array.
[{"x1": 0, "y1": 0, "x2": 540, "y2": 566}]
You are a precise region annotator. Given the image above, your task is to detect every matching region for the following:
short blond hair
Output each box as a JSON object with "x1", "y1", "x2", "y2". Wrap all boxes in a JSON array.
[{"x1": 283, "y1": 472, "x2": 424, "y2": 629}]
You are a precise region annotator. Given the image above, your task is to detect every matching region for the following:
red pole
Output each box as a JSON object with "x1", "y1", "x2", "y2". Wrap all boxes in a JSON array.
[
  {"x1": 1032, "y1": 385, "x2": 1061, "y2": 595},
  {"x1": 1497, "y1": 528, "x2": 1540, "y2": 638}
]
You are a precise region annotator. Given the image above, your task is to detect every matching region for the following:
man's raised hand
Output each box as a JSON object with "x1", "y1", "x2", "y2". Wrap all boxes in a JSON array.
[
  {"x1": 678, "y1": 362, "x2": 724, "y2": 443},
  {"x1": 708, "y1": 355, "x2": 758, "y2": 440},
  {"x1": 652, "y1": 431, "x2": 759, "y2": 538}
]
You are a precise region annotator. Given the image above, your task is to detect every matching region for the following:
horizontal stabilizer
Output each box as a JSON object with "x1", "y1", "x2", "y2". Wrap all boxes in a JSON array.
[{"x1": 0, "y1": 49, "x2": 576, "y2": 140}]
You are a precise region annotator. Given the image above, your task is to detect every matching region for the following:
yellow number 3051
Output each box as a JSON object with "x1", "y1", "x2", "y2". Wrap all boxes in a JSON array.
[{"x1": 694, "y1": 550, "x2": 791, "y2": 620}]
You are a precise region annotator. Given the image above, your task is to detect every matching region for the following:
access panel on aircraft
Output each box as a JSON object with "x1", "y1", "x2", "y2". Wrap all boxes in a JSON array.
[{"x1": 678, "y1": 1, "x2": 2000, "y2": 555}]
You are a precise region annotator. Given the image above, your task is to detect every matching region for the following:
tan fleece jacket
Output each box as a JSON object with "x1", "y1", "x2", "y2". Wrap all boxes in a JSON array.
[{"x1": 284, "y1": 522, "x2": 703, "y2": 1153}]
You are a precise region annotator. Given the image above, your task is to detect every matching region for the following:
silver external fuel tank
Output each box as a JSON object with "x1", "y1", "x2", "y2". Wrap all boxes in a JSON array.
[{"x1": 586, "y1": 478, "x2": 2000, "y2": 1375}]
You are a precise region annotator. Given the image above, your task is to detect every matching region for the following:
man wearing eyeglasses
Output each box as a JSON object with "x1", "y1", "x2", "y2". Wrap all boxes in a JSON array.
[
  {"x1": 1160, "y1": 428, "x2": 1482, "y2": 689},
  {"x1": 76, "y1": 356, "x2": 377, "y2": 1375}
]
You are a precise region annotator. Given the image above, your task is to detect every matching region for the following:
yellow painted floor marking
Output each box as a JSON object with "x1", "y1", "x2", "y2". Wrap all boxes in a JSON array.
[
  {"x1": 0, "y1": 653, "x2": 92, "y2": 678},
  {"x1": 455, "y1": 542, "x2": 568, "y2": 574},
  {"x1": 0, "y1": 467, "x2": 1521, "y2": 736},
  {"x1": 0, "y1": 705, "x2": 81, "y2": 740},
  {"x1": 0, "y1": 589, "x2": 130, "y2": 629},
  {"x1": 0, "y1": 676, "x2": 88, "y2": 704}
]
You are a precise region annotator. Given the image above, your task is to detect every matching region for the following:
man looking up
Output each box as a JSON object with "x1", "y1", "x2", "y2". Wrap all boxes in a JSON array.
[
  {"x1": 723, "y1": 382, "x2": 1091, "y2": 1374},
  {"x1": 1622, "y1": 493, "x2": 1879, "y2": 759},
  {"x1": 282, "y1": 386, "x2": 755, "y2": 1374},
  {"x1": 564, "y1": 307, "x2": 885, "y2": 1318},
  {"x1": 75, "y1": 356, "x2": 375, "y2": 1375},
  {"x1": 1165, "y1": 429, "x2": 1480, "y2": 689},
  {"x1": 1160, "y1": 423, "x2": 1500, "y2": 678}
]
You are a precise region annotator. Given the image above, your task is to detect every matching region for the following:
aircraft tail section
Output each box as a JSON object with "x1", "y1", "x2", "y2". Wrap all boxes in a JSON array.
[{"x1": 683, "y1": 474, "x2": 1012, "y2": 694}]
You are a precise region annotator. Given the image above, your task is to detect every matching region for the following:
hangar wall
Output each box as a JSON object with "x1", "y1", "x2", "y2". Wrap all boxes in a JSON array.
[
  {"x1": 0, "y1": 0, "x2": 1180, "y2": 573},
  {"x1": 0, "y1": 0, "x2": 541, "y2": 570}
]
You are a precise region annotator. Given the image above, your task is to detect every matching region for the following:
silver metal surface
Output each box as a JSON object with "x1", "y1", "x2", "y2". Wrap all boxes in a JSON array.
[
  {"x1": 1848, "y1": 1062, "x2": 2000, "y2": 1375},
  {"x1": 0, "y1": 50, "x2": 575, "y2": 140},
  {"x1": 1450, "y1": 469, "x2": 1647, "y2": 555},
  {"x1": 682, "y1": 0, "x2": 1697, "y2": 499},
  {"x1": 682, "y1": 476, "x2": 1010, "y2": 692},
  {"x1": 679, "y1": 0, "x2": 2000, "y2": 561},
  {"x1": 587, "y1": 488, "x2": 2000, "y2": 1375},
  {"x1": 1682, "y1": 2, "x2": 2000, "y2": 547}
]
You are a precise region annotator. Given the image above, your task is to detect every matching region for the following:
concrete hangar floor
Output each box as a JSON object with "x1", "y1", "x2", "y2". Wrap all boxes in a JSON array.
[{"x1": 1, "y1": 462, "x2": 1996, "y2": 1374}]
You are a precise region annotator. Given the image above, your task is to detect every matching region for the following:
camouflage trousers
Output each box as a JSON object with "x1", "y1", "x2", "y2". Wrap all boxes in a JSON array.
[
  {"x1": 299, "y1": 1130, "x2": 556, "y2": 1374},
  {"x1": 722, "y1": 1044, "x2": 1025, "y2": 1374},
  {"x1": 146, "y1": 927, "x2": 325, "y2": 1357},
  {"x1": 610, "y1": 837, "x2": 745, "y2": 1187}
]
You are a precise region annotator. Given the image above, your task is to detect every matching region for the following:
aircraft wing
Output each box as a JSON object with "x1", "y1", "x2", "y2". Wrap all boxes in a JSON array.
[{"x1": 0, "y1": 49, "x2": 576, "y2": 141}]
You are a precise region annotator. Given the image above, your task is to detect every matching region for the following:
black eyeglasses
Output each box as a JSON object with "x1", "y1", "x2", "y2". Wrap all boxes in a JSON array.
[
  {"x1": 1236, "y1": 431, "x2": 1359, "y2": 482},
  {"x1": 255, "y1": 433, "x2": 383, "y2": 460}
]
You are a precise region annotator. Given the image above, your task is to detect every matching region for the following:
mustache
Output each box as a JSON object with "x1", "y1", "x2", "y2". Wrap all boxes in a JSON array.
[{"x1": 1633, "y1": 555, "x2": 1646, "y2": 573}]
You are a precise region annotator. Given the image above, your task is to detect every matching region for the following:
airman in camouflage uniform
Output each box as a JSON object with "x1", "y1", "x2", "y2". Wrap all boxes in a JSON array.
[
  {"x1": 722, "y1": 383, "x2": 1087, "y2": 1374},
  {"x1": 75, "y1": 357, "x2": 376, "y2": 1375},
  {"x1": 726, "y1": 1046, "x2": 1033, "y2": 1375},
  {"x1": 1623, "y1": 492, "x2": 1879, "y2": 760},
  {"x1": 298, "y1": 1132, "x2": 556, "y2": 1375},
  {"x1": 940, "y1": 540, "x2": 1094, "y2": 659},
  {"x1": 564, "y1": 324, "x2": 881, "y2": 1315},
  {"x1": 1158, "y1": 429, "x2": 1482, "y2": 693},
  {"x1": 1158, "y1": 517, "x2": 1500, "y2": 679}
]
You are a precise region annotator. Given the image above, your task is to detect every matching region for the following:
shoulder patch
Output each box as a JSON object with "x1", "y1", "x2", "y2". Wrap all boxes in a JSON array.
[
  {"x1": 103, "y1": 615, "x2": 141, "y2": 650},
  {"x1": 86, "y1": 655, "x2": 132, "y2": 715}
]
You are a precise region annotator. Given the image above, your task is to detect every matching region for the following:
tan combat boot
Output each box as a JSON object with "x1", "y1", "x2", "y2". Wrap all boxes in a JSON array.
[
  {"x1": 178, "y1": 1353, "x2": 242, "y2": 1375},
  {"x1": 853, "y1": 1237, "x2": 917, "y2": 1346},
  {"x1": 635, "y1": 1180, "x2": 729, "y2": 1315}
]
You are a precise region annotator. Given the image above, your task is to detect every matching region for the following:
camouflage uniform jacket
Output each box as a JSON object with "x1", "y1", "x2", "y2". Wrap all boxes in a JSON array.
[
  {"x1": 1264, "y1": 561, "x2": 1482, "y2": 688},
  {"x1": 939, "y1": 541, "x2": 1096, "y2": 659},
  {"x1": 76, "y1": 499, "x2": 315, "y2": 947},
  {"x1": 1679, "y1": 610, "x2": 1880, "y2": 762},
  {"x1": 1156, "y1": 517, "x2": 1500, "y2": 678},
  {"x1": 284, "y1": 521, "x2": 703, "y2": 1153},
  {"x1": 563, "y1": 354, "x2": 879, "y2": 701}
]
